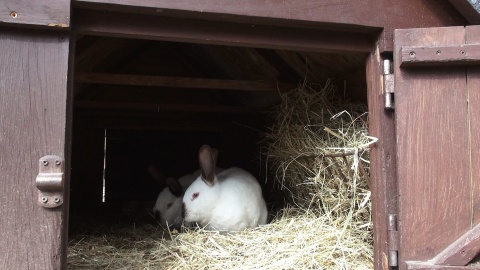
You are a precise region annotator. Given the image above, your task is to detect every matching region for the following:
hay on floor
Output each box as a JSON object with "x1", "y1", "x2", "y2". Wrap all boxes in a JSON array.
[{"x1": 68, "y1": 207, "x2": 372, "y2": 269}]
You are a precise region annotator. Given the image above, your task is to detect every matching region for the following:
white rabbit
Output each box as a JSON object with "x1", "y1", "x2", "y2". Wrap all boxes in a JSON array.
[
  {"x1": 182, "y1": 145, "x2": 268, "y2": 231},
  {"x1": 151, "y1": 172, "x2": 197, "y2": 229},
  {"x1": 150, "y1": 148, "x2": 221, "y2": 229}
]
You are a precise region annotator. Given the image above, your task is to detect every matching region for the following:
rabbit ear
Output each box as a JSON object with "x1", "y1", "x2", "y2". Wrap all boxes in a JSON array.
[
  {"x1": 148, "y1": 165, "x2": 170, "y2": 191},
  {"x1": 166, "y1": 177, "x2": 183, "y2": 197},
  {"x1": 199, "y1": 145, "x2": 216, "y2": 187},
  {"x1": 148, "y1": 165, "x2": 166, "y2": 184},
  {"x1": 212, "y1": 148, "x2": 219, "y2": 164}
]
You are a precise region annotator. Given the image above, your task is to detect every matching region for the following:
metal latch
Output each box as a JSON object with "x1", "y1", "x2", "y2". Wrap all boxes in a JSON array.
[
  {"x1": 388, "y1": 214, "x2": 399, "y2": 267},
  {"x1": 36, "y1": 155, "x2": 65, "y2": 208},
  {"x1": 383, "y1": 59, "x2": 395, "y2": 110}
]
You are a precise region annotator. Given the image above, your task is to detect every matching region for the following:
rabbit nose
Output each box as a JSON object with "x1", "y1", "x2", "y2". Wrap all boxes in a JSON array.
[{"x1": 181, "y1": 203, "x2": 186, "y2": 218}]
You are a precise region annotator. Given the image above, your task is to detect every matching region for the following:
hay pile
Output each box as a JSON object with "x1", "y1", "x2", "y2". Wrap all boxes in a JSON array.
[
  {"x1": 263, "y1": 79, "x2": 374, "y2": 227},
  {"x1": 68, "y1": 80, "x2": 375, "y2": 269},
  {"x1": 68, "y1": 208, "x2": 371, "y2": 269}
]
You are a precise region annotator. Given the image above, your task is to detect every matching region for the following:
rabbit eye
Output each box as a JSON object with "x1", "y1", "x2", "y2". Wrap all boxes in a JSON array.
[
  {"x1": 166, "y1": 203, "x2": 173, "y2": 209},
  {"x1": 192, "y1": 192, "x2": 199, "y2": 200}
]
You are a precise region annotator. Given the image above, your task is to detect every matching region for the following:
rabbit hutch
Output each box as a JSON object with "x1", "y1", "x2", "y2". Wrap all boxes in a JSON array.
[{"x1": 2, "y1": 0, "x2": 480, "y2": 269}]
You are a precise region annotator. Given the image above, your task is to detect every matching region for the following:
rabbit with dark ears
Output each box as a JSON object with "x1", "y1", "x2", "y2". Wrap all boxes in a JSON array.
[
  {"x1": 182, "y1": 145, "x2": 268, "y2": 232},
  {"x1": 150, "y1": 148, "x2": 221, "y2": 229}
]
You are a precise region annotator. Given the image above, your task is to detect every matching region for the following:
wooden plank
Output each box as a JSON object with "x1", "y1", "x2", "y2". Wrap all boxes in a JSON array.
[
  {"x1": 194, "y1": 45, "x2": 280, "y2": 82},
  {"x1": 0, "y1": 0, "x2": 69, "y2": 27},
  {"x1": 73, "y1": 9, "x2": 374, "y2": 53},
  {"x1": 0, "y1": 28, "x2": 70, "y2": 269},
  {"x1": 401, "y1": 44, "x2": 480, "y2": 67},
  {"x1": 466, "y1": 26, "x2": 480, "y2": 226},
  {"x1": 76, "y1": 115, "x2": 249, "y2": 131},
  {"x1": 73, "y1": 0, "x2": 464, "y2": 31},
  {"x1": 75, "y1": 100, "x2": 260, "y2": 113},
  {"x1": 75, "y1": 72, "x2": 294, "y2": 91},
  {"x1": 448, "y1": 0, "x2": 480, "y2": 25},
  {"x1": 431, "y1": 222, "x2": 480, "y2": 266},
  {"x1": 75, "y1": 37, "x2": 149, "y2": 73},
  {"x1": 366, "y1": 50, "x2": 398, "y2": 268},
  {"x1": 394, "y1": 26, "x2": 472, "y2": 264},
  {"x1": 73, "y1": 0, "x2": 467, "y2": 52},
  {"x1": 406, "y1": 262, "x2": 480, "y2": 270}
]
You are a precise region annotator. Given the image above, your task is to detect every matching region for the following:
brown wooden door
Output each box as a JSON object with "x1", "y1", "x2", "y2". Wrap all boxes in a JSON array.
[
  {"x1": 0, "y1": 2, "x2": 71, "y2": 269},
  {"x1": 394, "y1": 25, "x2": 480, "y2": 269}
]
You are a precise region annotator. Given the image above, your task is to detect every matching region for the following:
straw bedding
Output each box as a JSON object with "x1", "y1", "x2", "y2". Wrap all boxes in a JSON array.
[{"x1": 68, "y1": 79, "x2": 374, "y2": 269}]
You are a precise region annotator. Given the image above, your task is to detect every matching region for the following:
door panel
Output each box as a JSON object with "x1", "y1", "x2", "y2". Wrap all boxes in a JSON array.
[
  {"x1": 0, "y1": 27, "x2": 70, "y2": 269},
  {"x1": 466, "y1": 26, "x2": 480, "y2": 226},
  {"x1": 395, "y1": 26, "x2": 472, "y2": 263}
]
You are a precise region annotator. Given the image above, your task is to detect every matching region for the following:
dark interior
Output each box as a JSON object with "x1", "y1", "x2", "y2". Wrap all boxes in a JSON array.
[{"x1": 69, "y1": 35, "x2": 368, "y2": 226}]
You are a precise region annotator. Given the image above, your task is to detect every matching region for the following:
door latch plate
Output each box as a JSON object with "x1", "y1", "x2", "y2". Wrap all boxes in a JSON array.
[{"x1": 36, "y1": 155, "x2": 65, "y2": 208}]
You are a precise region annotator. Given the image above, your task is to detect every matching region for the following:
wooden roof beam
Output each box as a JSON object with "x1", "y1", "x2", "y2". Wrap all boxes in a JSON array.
[
  {"x1": 75, "y1": 72, "x2": 294, "y2": 92},
  {"x1": 74, "y1": 100, "x2": 262, "y2": 113}
]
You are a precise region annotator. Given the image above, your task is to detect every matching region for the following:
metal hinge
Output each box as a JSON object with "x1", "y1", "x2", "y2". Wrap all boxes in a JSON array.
[
  {"x1": 35, "y1": 155, "x2": 65, "y2": 208},
  {"x1": 384, "y1": 59, "x2": 394, "y2": 110},
  {"x1": 387, "y1": 214, "x2": 399, "y2": 267}
]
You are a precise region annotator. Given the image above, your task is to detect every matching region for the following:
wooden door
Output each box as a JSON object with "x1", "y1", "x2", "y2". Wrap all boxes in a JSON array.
[
  {"x1": 0, "y1": 2, "x2": 71, "y2": 269},
  {"x1": 394, "y1": 25, "x2": 480, "y2": 269}
]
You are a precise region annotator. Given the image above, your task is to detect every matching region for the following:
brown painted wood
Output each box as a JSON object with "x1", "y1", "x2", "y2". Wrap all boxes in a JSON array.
[
  {"x1": 75, "y1": 72, "x2": 295, "y2": 91},
  {"x1": 76, "y1": 115, "x2": 253, "y2": 131},
  {"x1": 406, "y1": 262, "x2": 480, "y2": 270},
  {"x1": 401, "y1": 44, "x2": 480, "y2": 67},
  {"x1": 73, "y1": 0, "x2": 467, "y2": 52},
  {"x1": 73, "y1": 0, "x2": 465, "y2": 30},
  {"x1": 431, "y1": 222, "x2": 480, "y2": 266},
  {"x1": 75, "y1": 100, "x2": 260, "y2": 113},
  {"x1": 0, "y1": 0, "x2": 70, "y2": 27},
  {"x1": 467, "y1": 26, "x2": 480, "y2": 227},
  {"x1": 200, "y1": 45, "x2": 281, "y2": 82},
  {"x1": 0, "y1": 27, "x2": 70, "y2": 269},
  {"x1": 448, "y1": 0, "x2": 480, "y2": 24},
  {"x1": 366, "y1": 45, "x2": 398, "y2": 269},
  {"x1": 394, "y1": 26, "x2": 472, "y2": 265},
  {"x1": 73, "y1": 9, "x2": 374, "y2": 53}
]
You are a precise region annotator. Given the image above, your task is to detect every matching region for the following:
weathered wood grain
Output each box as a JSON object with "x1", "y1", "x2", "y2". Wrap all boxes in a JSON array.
[
  {"x1": 406, "y1": 262, "x2": 480, "y2": 270},
  {"x1": 73, "y1": 0, "x2": 467, "y2": 52},
  {"x1": 466, "y1": 26, "x2": 480, "y2": 227},
  {"x1": 72, "y1": 0, "x2": 464, "y2": 31},
  {"x1": 73, "y1": 9, "x2": 373, "y2": 53},
  {"x1": 394, "y1": 26, "x2": 471, "y2": 264},
  {"x1": 0, "y1": 0, "x2": 70, "y2": 27},
  {"x1": 448, "y1": 0, "x2": 480, "y2": 24},
  {"x1": 366, "y1": 50, "x2": 398, "y2": 269},
  {"x1": 74, "y1": 72, "x2": 294, "y2": 92},
  {"x1": 75, "y1": 100, "x2": 260, "y2": 113},
  {"x1": 401, "y1": 44, "x2": 480, "y2": 67},
  {"x1": 0, "y1": 28, "x2": 70, "y2": 269},
  {"x1": 431, "y1": 222, "x2": 480, "y2": 265}
]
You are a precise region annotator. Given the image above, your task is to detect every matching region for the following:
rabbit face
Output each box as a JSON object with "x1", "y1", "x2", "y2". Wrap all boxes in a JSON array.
[
  {"x1": 153, "y1": 187, "x2": 184, "y2": 229},
  {"x1": 151, "y1": 169, "x2": 215, "y2": 229},
  {"x1": 182, "y1": 176, "x2": 220, "y2": 226}
]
